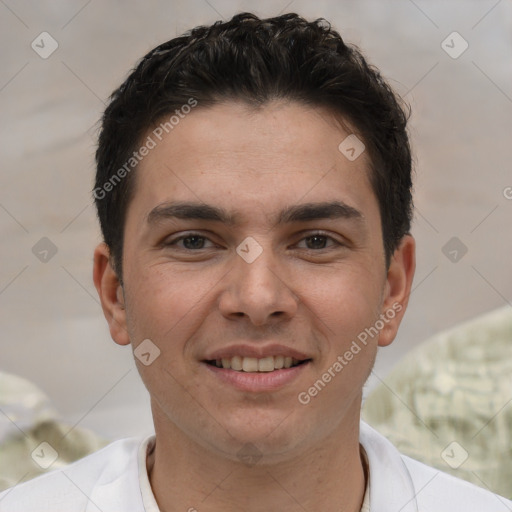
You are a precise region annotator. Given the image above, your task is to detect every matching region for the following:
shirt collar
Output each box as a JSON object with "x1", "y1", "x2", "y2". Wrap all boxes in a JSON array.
[
  {"x1": 138, "y1": 434, "x2": 160, "y2": 512},
  {"x1": 360, "y1": 421, "x2": 418, "y2": 511},
  {"x1": 138, "y1": 424, "x2": 386, "y2": 512}
]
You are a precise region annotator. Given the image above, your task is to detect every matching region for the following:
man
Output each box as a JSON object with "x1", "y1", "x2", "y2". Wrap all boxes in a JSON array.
[{"x1": 1, "y1": 11, "x2": 510, "y2": 512}]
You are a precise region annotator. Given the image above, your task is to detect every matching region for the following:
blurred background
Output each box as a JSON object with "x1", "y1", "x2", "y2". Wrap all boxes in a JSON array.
[{"x1": 1, "y1": 0, "x2": 511, "y2": 443}]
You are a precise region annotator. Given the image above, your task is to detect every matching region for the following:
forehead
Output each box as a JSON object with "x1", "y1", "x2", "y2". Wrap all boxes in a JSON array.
[
  {"x1": 143, "y1": 100, "x2": 366, "y2": 171},
  {"x1": 129, "y1": 100, "x2": 378, "y2": 227}
]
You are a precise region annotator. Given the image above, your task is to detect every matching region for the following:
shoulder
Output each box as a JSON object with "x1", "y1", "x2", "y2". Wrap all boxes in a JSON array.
[
  {"x1": 360, "y1": 421, "x2": 512, "y2": 511},
  {"x1": 402, "y1": 455, "x2": 512, "y2": 511},
  {"x1": 0, "y1": 436, "x2": 146, "y2": 512}
]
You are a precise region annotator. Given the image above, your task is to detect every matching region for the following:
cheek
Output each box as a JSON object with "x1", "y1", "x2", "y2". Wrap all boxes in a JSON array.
[
  {"x1": 299, "y1": 278, "x2": 380, "y2": 412},
  {"x1": 123, "y1": 265, "x2": 225, "y2": 374},
  {"x1": 299, "y1": 264, "x2": 383, "y2": 341},
  {"x1": 125, "y1": 266, "x2": 201, "y2": 333},
  {"x1": 122, "y1": 269, "x2": 204, "y2": 405}
]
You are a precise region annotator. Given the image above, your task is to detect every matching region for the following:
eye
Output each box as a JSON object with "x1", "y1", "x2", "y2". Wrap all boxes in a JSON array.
[
  {"x1": 165, "y1": 233, "x2": 216, "y2": 250},
  {"x1": 295, "y1": 232, "x2": 342, "y2": 250},
  {"x1": 163, "y1": 231, "x2": 344, "y2": 252}
]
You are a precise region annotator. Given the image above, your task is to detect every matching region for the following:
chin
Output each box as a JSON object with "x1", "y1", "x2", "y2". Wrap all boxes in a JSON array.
[{"x1": 215, "y1": 409, "x2": 310, "y2": 459}]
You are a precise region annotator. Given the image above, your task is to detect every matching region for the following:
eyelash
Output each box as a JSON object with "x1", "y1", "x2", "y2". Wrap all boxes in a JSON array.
[{"x1": 164, "y1": 231, "x2": 343, "y2": 251}]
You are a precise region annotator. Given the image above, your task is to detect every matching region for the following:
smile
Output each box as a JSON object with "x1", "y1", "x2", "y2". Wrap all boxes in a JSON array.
[{"x1": 205, "y1": 355, "x2": 310, "y2": 373}]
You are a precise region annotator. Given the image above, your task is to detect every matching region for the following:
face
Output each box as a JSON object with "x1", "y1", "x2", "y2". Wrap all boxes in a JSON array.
[{"x1": 94, "y1": 100, "x2": 415, "y2": 462}]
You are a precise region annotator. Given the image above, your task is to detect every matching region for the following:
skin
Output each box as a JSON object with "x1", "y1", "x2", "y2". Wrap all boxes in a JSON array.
[{"x1": 93, "y1": 100, "x2": 415, "y2": 512}]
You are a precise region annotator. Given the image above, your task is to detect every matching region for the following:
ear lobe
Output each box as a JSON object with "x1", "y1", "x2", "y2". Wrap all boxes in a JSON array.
[
  {"x1": 92, "y1": 243, "x2": 131, "y2": 346},
  {"x1": 378, "y1": 235, "x2": 416, "y2": 347}
]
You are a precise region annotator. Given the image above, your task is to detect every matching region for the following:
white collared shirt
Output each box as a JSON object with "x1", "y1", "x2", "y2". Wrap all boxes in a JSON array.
[{"x1": 1, "y1": 422, "x2": 509, "y2": 511}]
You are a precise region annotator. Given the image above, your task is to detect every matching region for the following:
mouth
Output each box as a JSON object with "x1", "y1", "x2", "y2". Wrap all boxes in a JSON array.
[
  {"x1": 201, "y1": 344, "x2": 313, "y2": 392},
  {"x1": 202, "y1": 353, "x2": 313, "y2": 393},
  {"x1": 204, "y1": 355, "x2": 311, "y2": 372}
]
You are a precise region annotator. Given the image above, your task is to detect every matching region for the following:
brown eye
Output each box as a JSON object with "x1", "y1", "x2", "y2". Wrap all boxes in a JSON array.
[
  {"x1": 180, "y1": 235, "x2": 207, "y2": 249},
  {"x1": 296, "y1": 233, "x2": 341, "y2": 250},
  {"x1": 304, "y1": 235, "x2": 329, "y2": 249},
  {"x1": 165, "y1": 233, "x2": 215, "y2": 250}
]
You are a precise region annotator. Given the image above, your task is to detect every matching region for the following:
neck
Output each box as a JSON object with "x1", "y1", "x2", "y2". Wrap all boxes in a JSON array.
[{"x1": 147, "y1": 404, "x2": 366, "y2": 512}]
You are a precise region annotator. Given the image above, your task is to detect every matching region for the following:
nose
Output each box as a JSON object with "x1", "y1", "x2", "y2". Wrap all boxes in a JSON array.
[{"x1": 218, "y1": 242, "x2": 299, "y2": 327}]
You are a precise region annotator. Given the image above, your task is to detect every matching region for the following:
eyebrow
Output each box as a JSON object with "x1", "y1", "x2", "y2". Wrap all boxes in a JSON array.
[{"x1": 146, "y1": 200, "x2": 364, "y2": 227}]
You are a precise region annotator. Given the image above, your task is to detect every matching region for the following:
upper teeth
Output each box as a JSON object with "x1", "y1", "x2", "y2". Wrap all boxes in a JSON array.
[{"x1": 214, "y1": 356, "x2": 300, "y2": 372}]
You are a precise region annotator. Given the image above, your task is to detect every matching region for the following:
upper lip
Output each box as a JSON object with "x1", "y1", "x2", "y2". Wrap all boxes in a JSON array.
[{"x1": 203, "y1": 344, "x2": 311, "y2": 361}]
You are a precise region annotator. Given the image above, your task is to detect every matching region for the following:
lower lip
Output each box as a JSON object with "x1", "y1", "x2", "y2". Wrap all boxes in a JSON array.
[{"x1": 202, "y1": 362, "x2": 311, "y2": 392}]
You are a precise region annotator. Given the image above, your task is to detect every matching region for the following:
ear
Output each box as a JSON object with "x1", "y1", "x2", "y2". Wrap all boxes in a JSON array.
[
  {"x1": 92, "y1": 242, "x2": 130, "y2": 346},
  {"x1": 378, "y1": 235, "x2": 416, "y2": 347}
]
